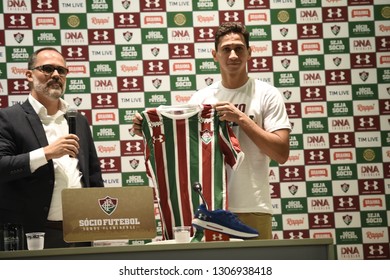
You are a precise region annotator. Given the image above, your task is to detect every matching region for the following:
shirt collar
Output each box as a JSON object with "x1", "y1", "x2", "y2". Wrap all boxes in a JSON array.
[{"x1": 28, "y1": 94, "x2": 69, "y2": 119}]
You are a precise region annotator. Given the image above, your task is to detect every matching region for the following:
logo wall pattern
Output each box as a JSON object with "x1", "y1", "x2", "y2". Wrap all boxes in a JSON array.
[{"x1": 0, "y1": 0, "x2": 389, "y2": 259}]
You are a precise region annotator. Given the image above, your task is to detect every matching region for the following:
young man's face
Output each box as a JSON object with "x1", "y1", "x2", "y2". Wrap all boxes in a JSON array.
[{"x1": 212, "y1": 32, "x2": 251, "y2": 75}]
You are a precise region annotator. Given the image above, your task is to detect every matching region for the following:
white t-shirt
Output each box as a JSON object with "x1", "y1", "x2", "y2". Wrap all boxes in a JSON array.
[{"x1": 189, "y1": 78, "x2": 291, "y2": 214}]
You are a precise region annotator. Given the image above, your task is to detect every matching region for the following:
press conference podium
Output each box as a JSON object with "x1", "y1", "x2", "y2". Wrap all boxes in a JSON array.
[{"x1": 0, "y1": 238, "x2": 335, "y2": 260}]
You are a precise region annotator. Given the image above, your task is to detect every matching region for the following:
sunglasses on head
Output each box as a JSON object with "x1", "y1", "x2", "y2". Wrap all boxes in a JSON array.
[{"x1": 31, "y1": 64, "x2": 69, "y2": 77}]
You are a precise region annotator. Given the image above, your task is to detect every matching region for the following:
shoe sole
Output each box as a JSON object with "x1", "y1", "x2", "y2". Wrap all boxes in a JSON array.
[{"x1": 192, "y1": 218, "x2": 258, "y2": 238}]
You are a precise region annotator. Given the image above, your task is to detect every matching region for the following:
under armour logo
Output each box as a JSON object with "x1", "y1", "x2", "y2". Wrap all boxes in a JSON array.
[
  {"x1": 174, "y1": 45, "x2": 189, "y2": 55},
  {"x1": 369, "y1": 245, "x2": 384, "y2": 255},
  {"x1": 100, "y1": 158, "x2": 115, "y2": 168},
  {"x1": 126, "y1": 141, "x2": 142, "y2": 151},
  {"x1": 384, "y1": 100, "x2": 390, "y2": 111},
  {"x1": 381, "y1": 38, "x2": 390, "y2": 48},
  {"x1": 249, "y1": 0, "x2": 264, "y2": 5},
  {"x1": 93, "y1": 31, "x2": 109, "y2": 40},
  {"x1": 356, "y1": 54, "x2": 371, "y2": 64},
  {"x1": 305, "y1": 88, "x2": 321, "y2": 98},
  {"x1": 13, "y1": 81, "x2": 29, "y2": 91},
  {"x1": 199, "y1": 28, "x2": 214, "y2": 38},
  {"x1": 286, "y1": 104, "x2": 296, "y2": 115},
  {"x1": 334, "y1": 134, "x2": 349, "y2": 144},
  {"x1": 309, "y1": 151, "x2": 324, "y2": 160},
  {"x1": 327, "y1": 8, "x2": 342, "y2": 18},
  {"x1": 153, "y1": 135, "x2": 165, "y2": 144},
  {"x1": 277, "y1": 42, "x2": 292, "y2": 51},
  {"x1": 330, "y1": 71, "x2": 346, "y2": 81},
  {"x1": 10, "y1": 15, "x2": 26, "y2": 25},
  {"x1": 212, "y1": 233, "x2": 224, "y2": 241},
  {"x1": 119, "y1": 14, "x2": 134, "y2": 24},
  {"x1": 363, "y1": 180, "x2": 379, "y2": 191},
  {"x1": 302, "y1": 25, "x2": 317, "y2": 35},
  {"x1": 339, "y1": 197, "x2": 354, "y2": 207},
  {"x1": 67, "y1": 47, "x2": 83, "y2": 57},
  {"x1": 285, "y1": 168, "x2": 299, "y2": 177},
  {"x1": 145, "y1": 0, "x2": 160, "y2": 8},
  {"x1": 97, "y1": 95, "x2": 112, "y2": 105},
  {"x1": 13, "y1": 81, "x2": 28, "y2": 91},
  {"x1": 37, "y1": 0, "x2": 53, "y2": 8},
  {"x1": 122, "y1": 78, "x2": 138, "y2": 88},
  {"x1": 288, "y1": 232, "x2": 304, "y2": 239},
  {"x1": 359, "y1": 117, "x2": 374, "y2": 127},
  {"x1": 314, "y1": 214, "x2": 329, "y2": 224},
  {"x1": 148, "y1": 62, "x2": 164, "y2": 71},
  {"x1": 252, "y1": 58, "x2": 267, "y2": 68},
  {"x1": 224, "y1": 12, "x2": 239, "y2": 21}
]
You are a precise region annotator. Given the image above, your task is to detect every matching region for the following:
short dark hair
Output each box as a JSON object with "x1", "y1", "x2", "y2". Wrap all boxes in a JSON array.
[
  {"x1": 214, "y1": 22, "x2": 250, "y2": 51},
  {"x1": 28, "y1": 47, "x2": 64, "y2": 70}
]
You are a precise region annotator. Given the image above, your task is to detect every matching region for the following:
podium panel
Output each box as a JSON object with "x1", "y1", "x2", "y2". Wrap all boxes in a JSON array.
[{"x1": 62, "y1": 186, "x2": 156, "y2": 242}]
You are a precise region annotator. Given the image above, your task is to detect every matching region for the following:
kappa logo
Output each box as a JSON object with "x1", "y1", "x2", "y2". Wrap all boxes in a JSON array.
[{"x1": 99, "y1": 196, "x2": 118, "y2": 215}]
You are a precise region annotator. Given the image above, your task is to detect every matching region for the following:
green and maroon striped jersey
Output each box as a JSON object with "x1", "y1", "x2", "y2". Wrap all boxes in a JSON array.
[{"x1": 141, "y1": 104, "x2": 244, "y2": 239}]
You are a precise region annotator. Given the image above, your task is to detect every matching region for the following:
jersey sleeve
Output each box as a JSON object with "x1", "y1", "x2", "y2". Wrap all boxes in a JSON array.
[{"x1": 218, "y1": 121, "x2": 245, "y2": 170}]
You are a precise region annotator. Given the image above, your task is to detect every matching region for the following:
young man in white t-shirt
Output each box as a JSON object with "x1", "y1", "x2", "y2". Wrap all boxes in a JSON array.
[
  {"x1": 133, "y1": 22, "x2": 291, "y2": 239},
  {"x1": 188, "y1": 22, "x2": 291, "y2": 239}
]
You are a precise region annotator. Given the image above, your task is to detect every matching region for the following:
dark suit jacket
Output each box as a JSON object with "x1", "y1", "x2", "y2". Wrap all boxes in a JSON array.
[{"x1": 0, "y1": 99, "x2": 104, "y2": 233}]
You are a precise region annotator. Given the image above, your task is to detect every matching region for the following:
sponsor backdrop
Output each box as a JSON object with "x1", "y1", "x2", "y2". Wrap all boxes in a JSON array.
[{"x1": 0, "y1": 0, "x2": 389, "y2": 259}]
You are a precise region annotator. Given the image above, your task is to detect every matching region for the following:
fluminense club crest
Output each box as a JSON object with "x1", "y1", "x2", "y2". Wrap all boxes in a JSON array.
[
  {"x1": 14, "y1": 32, "x2": 24, "y2": 43},
  {"x1": 99, "y1": 196, "x2": 118, "y2": 215},
  {"x1": 227, "y1": 0, "x2": 235, "y2": 7},
  {"x1": 333, "y1": 57, "x2": 342, "y2": 66},
  {"x1": 205, "y1": 77, "x2": 214, "y2": 86},
  {"x1": 122, "y1": 0, "x2": 131, "y2": 9},
  {"x1": 73, "y1": 97, "x2": 82, "y2": 106},
  {"x1": 288, "y1": 184, "x2": 298, "y2": 195},
  {"x1": 280, "y1": 27, "x2": 288, "y2": 37},
  {"x1": 340, "y1": 183, "x2": 350, "y2": 193},
  {"x1": 152, "y1": 78, "x2": 162, "y2": 89},
  {"x1": 129, "y1": 158, "x2": 139, "y2": 169},
  {"x1": 123, "y1": 31, "x2": 133, "y2": 42},
  {"x1": 283, "y1": 90, "x2": 292, "y2": 100},
  {"x1": 331, "y1": 25, "x2": 340, "y2": 36},
  {"x1": 151, "y1": 47, "x2": 160, "y2": 57},
  {"x1": 200, "y1": 129, "x2": 213, "y2": 144},
  {"x1": 281, "y1": 58, "x2": 291, "y2": 69},
  {"x1": 359, "y1": 71, "x2": 369, "y2": 81},
  {"x1": 343, "y1": 214, "x2": 352, "y2": 225}
]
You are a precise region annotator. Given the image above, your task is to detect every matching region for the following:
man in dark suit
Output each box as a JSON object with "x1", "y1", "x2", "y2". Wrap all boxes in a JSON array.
[{"x1": 0, "y1": 47, "x2": 104, "y2": 248}]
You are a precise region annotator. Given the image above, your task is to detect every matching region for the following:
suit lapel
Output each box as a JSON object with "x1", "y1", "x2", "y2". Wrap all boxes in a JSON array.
[{"x1": 21, "y1": 100, "x2": 49, "y2": 147}]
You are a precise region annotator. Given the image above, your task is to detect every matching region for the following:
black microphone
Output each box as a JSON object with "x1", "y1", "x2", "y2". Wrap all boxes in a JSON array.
[
  {"x1": 67, "y1": 107, "x2": 77, "y2": 134},
  {"x1": 192, "y1": 182, "x2": 209, "y2": 210}
]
